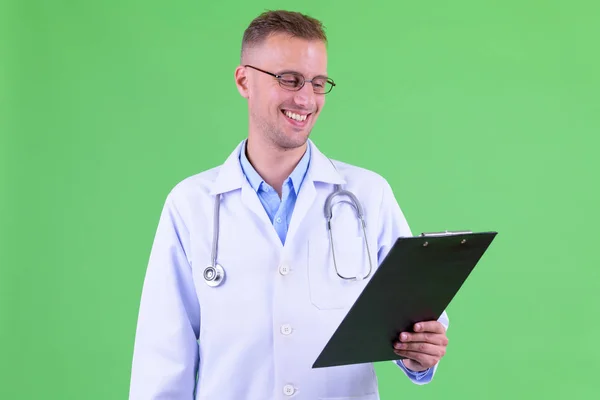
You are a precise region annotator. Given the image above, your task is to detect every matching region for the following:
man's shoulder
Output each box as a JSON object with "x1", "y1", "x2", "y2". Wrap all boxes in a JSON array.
[
  {"x1": 164, "y1": 165, "x2": 223, "y2": 204},
  {"x1": 167, "y1": 140, "x2": 245, "y2": 201}
]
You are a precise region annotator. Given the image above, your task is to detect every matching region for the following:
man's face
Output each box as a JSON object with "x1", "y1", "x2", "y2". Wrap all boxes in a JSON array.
[{"x1": 238, "y1": 33, "x2": 328, "y2": 150}]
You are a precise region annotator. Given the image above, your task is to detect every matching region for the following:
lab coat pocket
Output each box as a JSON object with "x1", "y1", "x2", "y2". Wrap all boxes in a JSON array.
[{"x1": 308, "y1": 236, "x2": 370, "y2": 310}]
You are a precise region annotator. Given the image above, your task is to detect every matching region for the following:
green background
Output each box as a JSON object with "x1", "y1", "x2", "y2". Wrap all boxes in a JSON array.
[{"x1": 1, "y1": 0, "x2": 598, "y2": 398}]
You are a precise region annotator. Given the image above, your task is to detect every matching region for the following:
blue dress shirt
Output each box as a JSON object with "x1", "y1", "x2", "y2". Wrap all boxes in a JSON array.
[
  {"x1": 239, "y1": 140, "x2": 434, "y2": 383},
  {"x1": 239, "y1": 140, "x2": 311, "y2": 245}
]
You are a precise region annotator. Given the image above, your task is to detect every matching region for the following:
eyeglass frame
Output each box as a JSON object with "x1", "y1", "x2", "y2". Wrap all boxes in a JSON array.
[{"x1": 244, "y1": 65, "x2": 336, "y2": 94}]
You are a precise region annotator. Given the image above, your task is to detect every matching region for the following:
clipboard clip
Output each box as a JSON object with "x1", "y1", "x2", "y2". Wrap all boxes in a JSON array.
[
  {"x1": 420, "y1": 230, "x2": 473, "y2": 246},
  {"x1": 420, "y1": 230, "x2": 472, "y2": 237}
]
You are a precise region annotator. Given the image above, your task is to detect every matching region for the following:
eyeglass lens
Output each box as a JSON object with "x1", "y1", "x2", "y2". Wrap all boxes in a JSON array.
[{"x1": 278, "y1": 73, "x2": 333, "y2": 94}]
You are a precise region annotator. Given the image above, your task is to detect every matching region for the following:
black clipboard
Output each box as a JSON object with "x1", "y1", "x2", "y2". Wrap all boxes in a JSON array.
[{"x1": 312, "y1": 230, "x2": 497, "y2": 369}]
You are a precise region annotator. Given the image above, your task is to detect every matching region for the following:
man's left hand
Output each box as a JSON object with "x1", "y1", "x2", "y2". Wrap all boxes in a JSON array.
[{"x1": 393, "y1": 320, "x2": 448, "y2": 372}]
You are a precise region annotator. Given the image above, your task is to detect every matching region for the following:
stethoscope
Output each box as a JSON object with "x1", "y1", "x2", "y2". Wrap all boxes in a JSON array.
[
  {"x1": 203, "y1": 168, "x2": 374, "y2": 287},
  {"x1": 203, "y1": 193, "x2": 226, "y2": 287}
]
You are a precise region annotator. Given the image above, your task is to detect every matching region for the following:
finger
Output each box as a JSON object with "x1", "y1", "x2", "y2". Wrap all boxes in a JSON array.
[
  {"x1": 394, "y1": 342, "x2": 446, "y2": 358},
  {"x1": 414, "y1": 321, "x2": 446, "y2": 334},
  {"x1": 398, "y1": 332, "x2": 448, "y2": 346},
  {"x1": 394, "y1": 350, "x2": 438, "y2": 369}
]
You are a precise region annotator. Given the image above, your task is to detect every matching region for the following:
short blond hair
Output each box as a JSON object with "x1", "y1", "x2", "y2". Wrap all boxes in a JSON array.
[{"x1": 241, "y1": 10, "x2": 327, "y2": 61}]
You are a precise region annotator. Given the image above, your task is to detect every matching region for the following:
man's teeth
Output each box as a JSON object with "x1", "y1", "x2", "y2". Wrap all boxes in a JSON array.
[{"x1": 284, "y1": 111, "x2": 308, "y2": 122}]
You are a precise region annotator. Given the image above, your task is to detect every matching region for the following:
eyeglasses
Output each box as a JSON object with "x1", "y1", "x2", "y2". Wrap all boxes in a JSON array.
[{"x1": 245, "y1": 65, "x2": 336, "y2": 94}]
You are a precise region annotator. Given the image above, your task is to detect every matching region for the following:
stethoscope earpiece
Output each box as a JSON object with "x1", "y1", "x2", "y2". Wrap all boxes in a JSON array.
[{"x1": 203, "y1": 264, "x2": 225, "y2": 287}]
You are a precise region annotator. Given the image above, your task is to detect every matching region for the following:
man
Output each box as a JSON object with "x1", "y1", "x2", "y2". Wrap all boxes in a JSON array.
[{"x1": 129, "y1": 10, "x2": 449, "y2": 400}]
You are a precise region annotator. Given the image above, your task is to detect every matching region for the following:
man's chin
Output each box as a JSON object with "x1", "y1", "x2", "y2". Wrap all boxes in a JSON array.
[{"x1": 274, "y1": 129, "x2": 311, "y2": 150}]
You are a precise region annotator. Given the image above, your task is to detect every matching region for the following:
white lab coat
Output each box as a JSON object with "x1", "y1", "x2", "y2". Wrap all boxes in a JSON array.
[{"x1": 129, "y1": 139, "x2": 449, "y2": 400}]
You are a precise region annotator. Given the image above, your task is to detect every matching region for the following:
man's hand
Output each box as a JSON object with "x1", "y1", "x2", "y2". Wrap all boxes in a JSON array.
[{"x1": 393, "y1": 321, "x2": 448, "y2": 372}]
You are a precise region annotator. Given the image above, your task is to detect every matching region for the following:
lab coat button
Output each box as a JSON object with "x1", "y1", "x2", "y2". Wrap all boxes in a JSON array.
[
  {"x1": 283, "y1": 384, "x2": 295, "y2": 396},
  {"x1": 280, "y1": 324, "x2": 293, "y2": 335},
  {"x1": 279, "y1": 264, "x2": 290, "y2": 275}
]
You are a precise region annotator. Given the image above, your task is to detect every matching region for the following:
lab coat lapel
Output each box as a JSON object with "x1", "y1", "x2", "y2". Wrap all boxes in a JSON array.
[
  {"x1": 285, "y1": 140, "x2": 345, "y2": 247},
  {"x1": 210, "y1": 141, "x2": 282, "y2": 248},
  {"x1": 241, "y1": 181, "x2": 283, "y2": 248},
  {"x1": 209, "y1": 141, "x2": 245, "y2": 196},
  {"x1": 285, "y1": 177, "x2": 316, "y2": 247}
]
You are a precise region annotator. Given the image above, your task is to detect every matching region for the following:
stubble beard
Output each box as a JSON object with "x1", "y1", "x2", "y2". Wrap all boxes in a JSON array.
[{"x1": 252, "y1": 110, "x2": 309, "y2": 151}]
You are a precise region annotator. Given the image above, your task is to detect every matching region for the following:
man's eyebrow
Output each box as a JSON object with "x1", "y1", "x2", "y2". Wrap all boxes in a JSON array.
[
  {"x1": 276, "y1": 69, "x2": 330, "y2": 79},
  {"x1": 276, "y1": 69, "x2": 302, "y2": 75}
]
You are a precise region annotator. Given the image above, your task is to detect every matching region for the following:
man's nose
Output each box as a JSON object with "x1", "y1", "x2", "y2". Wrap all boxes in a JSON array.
[{"x1": 293, "y1": 84, "x2": 316, "y2": 108}]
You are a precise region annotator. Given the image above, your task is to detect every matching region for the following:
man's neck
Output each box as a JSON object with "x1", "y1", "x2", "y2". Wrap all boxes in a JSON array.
[{"x1": 245, "y1": 134, "x2": 307, "y2": 197}]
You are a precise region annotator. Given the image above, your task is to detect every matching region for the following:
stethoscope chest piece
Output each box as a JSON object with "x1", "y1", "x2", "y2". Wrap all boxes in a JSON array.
[{"x1": 203, "y1": 264, "x2": 225, "y2": 287}]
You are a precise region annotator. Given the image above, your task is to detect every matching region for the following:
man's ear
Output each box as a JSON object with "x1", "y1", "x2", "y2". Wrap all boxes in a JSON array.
[{"x1": 235, "y1": 66, "x2": 249, "y2": 99}]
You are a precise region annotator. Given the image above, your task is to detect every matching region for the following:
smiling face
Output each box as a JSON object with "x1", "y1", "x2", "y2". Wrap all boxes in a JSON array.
[{"x1": 235, "y1": 33, "x2": 328, "y2": 151}]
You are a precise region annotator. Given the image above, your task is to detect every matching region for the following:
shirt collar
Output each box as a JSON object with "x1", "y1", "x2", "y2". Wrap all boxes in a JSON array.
[
  {"x1": 210, "y1": 139, "x2": 343, "y2": 196},
  {"x1": 239, "y1": 139, "x2": 311, "y2": 194}
]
